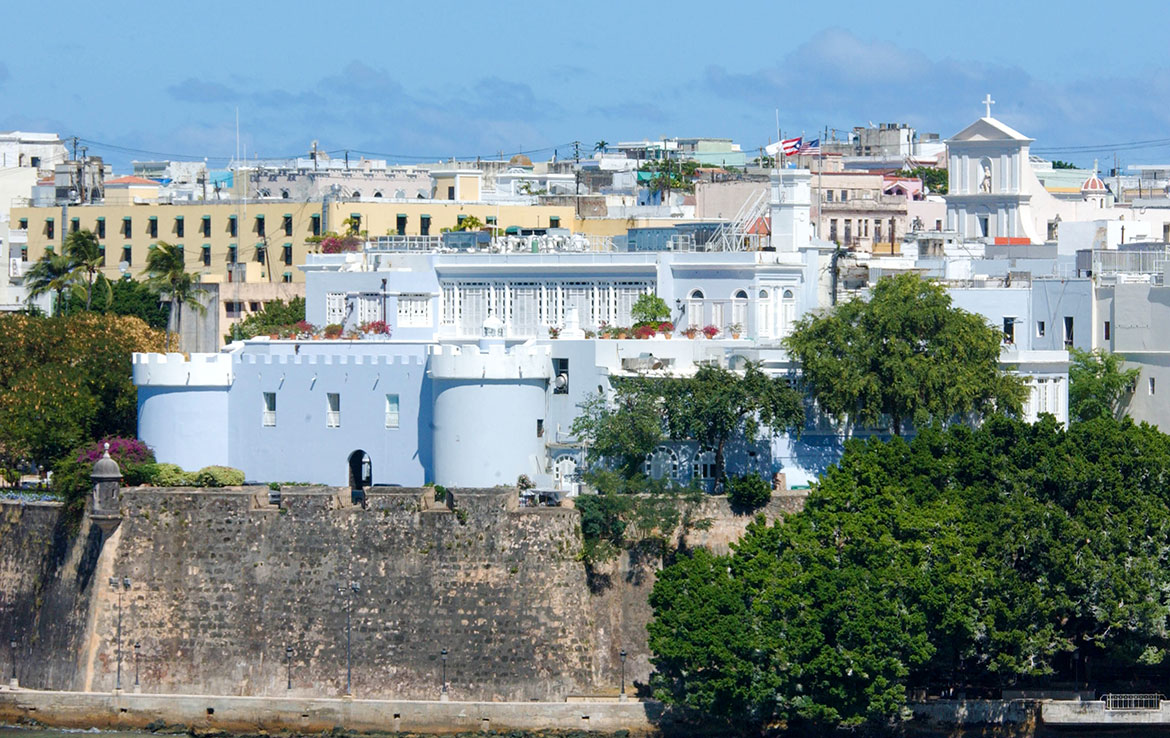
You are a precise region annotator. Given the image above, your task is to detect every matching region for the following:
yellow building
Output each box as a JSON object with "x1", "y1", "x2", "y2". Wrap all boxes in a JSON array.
[{"x1": 13, "y1": 199, "x2": 577, "y2": 284}]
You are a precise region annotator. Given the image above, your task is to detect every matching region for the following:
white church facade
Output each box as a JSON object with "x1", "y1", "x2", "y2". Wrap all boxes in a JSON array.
[{"x1": 945, "y1": 96, "x2": 1170, "y2": 247}]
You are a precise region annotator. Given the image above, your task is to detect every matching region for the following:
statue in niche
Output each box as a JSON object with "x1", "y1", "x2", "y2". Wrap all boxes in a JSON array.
[{"x1": 979, "y1": 162, "x2": 993, "y2": 193}]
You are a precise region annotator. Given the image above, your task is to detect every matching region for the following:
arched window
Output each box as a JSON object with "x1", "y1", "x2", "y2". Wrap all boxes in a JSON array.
[
  {"x1": 644, "y1": 446, "x2": 679, "y2": 482},
  {"x1": 780, "y1": 289, "x2": 796, "y2": 338},
  {"x1": 757, "y1": 289, "x2": 773, "y2": 338},
  {"x1": 731, "y1": 289, "x2": 748, "y2": 330},
  {"x1": 692, "y1": 449, "x2": 716, "y2": 482},
  {"x1": 687, "y1": 289, "x2": 705, "y2": 329},
  {"x1": 394, "y1": 189, "x2": 406, "y2": 199},
  {"x1": 280, "y1": 189, "x2": 290, "y2": 199},
  {"x1": 352, "y1": 190, "x2": 361, "y2": 199},
  {"x1": 373, "y1": 191, "x2": 383, "y2": 198},
  {"x1": 554, "y1": 456, "x2": 578, "y2": 492}
]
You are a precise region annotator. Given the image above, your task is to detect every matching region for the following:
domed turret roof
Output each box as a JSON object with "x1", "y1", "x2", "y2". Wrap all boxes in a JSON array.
[
  {"x1": 1082, "y1": 160, "x2": 1107, "y2": 194},
  {"x1": 1081, "y1": 174, "x2": 1107, "y2": 193},
  {"x1": 91, "y1": 444, "x2": 123, "y2": 481},
  {"x1": 508, "y1": 154, "x2": 533, "y2": 167}
]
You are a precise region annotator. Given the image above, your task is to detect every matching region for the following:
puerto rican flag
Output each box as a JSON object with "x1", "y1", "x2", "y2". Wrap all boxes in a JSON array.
[{"x1": 765, "y1": 137, "x2": 803, "y2": 157}]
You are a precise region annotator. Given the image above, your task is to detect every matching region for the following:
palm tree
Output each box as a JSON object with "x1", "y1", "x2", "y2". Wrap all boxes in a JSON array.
[
  {"x1": 142, "y1": 241, "x2": 206, "y2": 351},
  {"x1": 23, "y1": 248, "x2": 76, "y2": 315},
  {"x1": 594, "y1": 140, "x2": 609, "y2": 153},
  {"x1": 63, "y1": 229, "x2": 112, "y2": 310}
]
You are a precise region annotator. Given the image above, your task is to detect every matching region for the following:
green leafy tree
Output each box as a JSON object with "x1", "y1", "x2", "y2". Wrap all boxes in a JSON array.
[
  {"x1": 453, "y1": 214, "x2": 484, "y2": 232},
  {"x1": 572, "y1": 388, "x2": 664, "y2": 478},
  {"x1": 67, "y1": 277, "x2": 168, "y2": 329},
  {"x1": 226, "y1": 296, "x2": 307, "y2": 342},
  {"x1": 1068, "y1": 347, "x2": 1140, "y2": 422},
  {"x1": 895, "y1": 166, "x2": 948, "y2": 194},
  {"x1": 23, "y1": 248, "x2": 76, "y2": 315},
  {"x1": 0, "y1": 313, "x2": 163, "y2": 469},
  {"x1": 649, "y1": 415, "x2": 1170, "y2": 730},
  {"x1": 656, "y1": 363, "x2": 804, "y2": 483},
  {"x1": 724, "y1": 473, "x2": 771, "y2": 512},
  {"x1": 142, "y1": 241, "x2": 207, "y2": 350},
  {"x1": 594, "y1": 140, "x2": 609, "y2": 153},
  {"x1": 631, "y1": 293, "x2": 671, "y2": 325},
  {"x1": 63, "y1": 229, "x2": 112, "y2": 310},
  {"x1": 1051, "y1": 160, "x2": 1078, "y2": 170},
  {"x1": 785, "y1": 273, "x2": 1027, "y2": 435}
]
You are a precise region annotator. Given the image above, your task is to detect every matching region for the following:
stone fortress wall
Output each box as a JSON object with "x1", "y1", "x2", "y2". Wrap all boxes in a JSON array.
[{"x1": 0, "y1": 487, "x2": 804, "y2": 701}]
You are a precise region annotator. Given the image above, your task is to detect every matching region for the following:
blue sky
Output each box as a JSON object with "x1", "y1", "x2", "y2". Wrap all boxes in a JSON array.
[{"x1": 5, "y1": 0, "x2": 1169, "y2": 172}]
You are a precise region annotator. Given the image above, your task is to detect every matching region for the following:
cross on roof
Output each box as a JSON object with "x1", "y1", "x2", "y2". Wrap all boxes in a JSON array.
[{"x1": 983, "y1": 94, "x2": 995, "y2": 118}]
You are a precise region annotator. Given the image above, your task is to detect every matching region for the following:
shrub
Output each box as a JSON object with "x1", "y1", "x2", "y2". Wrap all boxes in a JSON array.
[
  {"x1": 702, "y1": 324, "x2": 720, "y2": 339},
  {"x1": 195, "y1": 465, "x2": 245, "y2": 487},
  {"x1": 658, "y1": 321, "x2": 674, "y2": 333},
  {"x1": 360, "y1": 320, "x2": 390, "y2": 335},
  {"x1": 631, "y1": 294, "x2": 671, "y2": 324},
  {"x1": 75, "y1": 437, "x2": 157, "y2": 486},
  {"x1": 725, "y1": 473, "x2": 771, "y2": 512},
  {"x1": 324, "y1": 324, "x2": 344, "y2": 339},
  {"x1": 152, "y1": 463, "x2": 195, "y2": 486},
  {"x1": 633, "y1": 324, "x2": 657, "y2": 339}
]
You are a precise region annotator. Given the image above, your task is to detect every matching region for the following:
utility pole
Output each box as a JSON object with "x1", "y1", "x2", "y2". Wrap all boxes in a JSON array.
[{"x1": 573, "y1": 140, "x2": 581, "y2": 219}]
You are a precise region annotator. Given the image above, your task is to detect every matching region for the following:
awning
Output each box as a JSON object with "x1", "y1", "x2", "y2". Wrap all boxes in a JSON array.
[
  {"x1": 201, "y1": 215, "x2": 211, "y2": 220},
  {"x1": 420, "y1": 214, "x2": 431, "y2": 219},
  {"x1": 350, "y1": 212, "x2": 362, "y2": 218},
  {"x1": 396, "y1": 213, "x2": 407, "y2": 218},
  {"x1": 505, "y1": 226, "x2": 519, "y2": 235},
  {"x1": 122, "y1": 216, "x2": 131, "y2": 221},
  {"x1": 148, "y1": 215, "x2": 157, "y2": 221},
  {"x1": 228, "y1": 214, "x2": 237, "y2": 220},
  {"x1": 283, "y1": 213, "x2": 292, "y2": 218},
  {"x1": 175, "y1": 215, "x2": 184, "y2": 220},
  {"x1": 256, "y1": 214, "x2": 265, "y2": 219},
  {"x1": 45, "y1": 217, "x2": 54, "y2": 222}
]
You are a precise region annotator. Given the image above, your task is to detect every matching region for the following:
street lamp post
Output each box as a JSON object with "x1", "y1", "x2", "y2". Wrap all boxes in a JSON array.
[
  {"x1": 619, "y1": 649, "x2": 627, "y2": 701},
  {"x1": 286, "y1": 646, "x2": 293, "y2": 690},
  {"x1": 109, "y1": 576, "x2": 131, "y2": 691},
  {"x1": 441, "y1": 648, "x2": 448, "y2": 699},
  {"x1": 339, "y1": 581, "x2": 360, "y2": 695}
]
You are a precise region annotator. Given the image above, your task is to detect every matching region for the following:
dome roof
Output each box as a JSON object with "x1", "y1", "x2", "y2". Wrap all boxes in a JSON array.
[
  {"x1": 508, "y1": 154, "x2": 533, "y2": 167},
  {"x1": 91, "y1": 444, "x2": 123, "y2": 481},
  {"x1": 1081, "y1": 174, "x2": 1107, "y2": 193}
]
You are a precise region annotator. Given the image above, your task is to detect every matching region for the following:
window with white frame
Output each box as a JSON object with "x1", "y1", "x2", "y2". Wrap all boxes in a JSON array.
[
  {"x1": 385, "y1": 394, "x2": 400, "y2": 428},
  {"x1": 757, "y1": 289, "x2": 772, "y2": 338},
  {"x1": 356, "y1": 294, "x2": 381, "y2": 324},
  {"x1": 780, "y1": 289, "x2": 796, "y2": 337},
  {"x1": 692, "y1": 450, "x2": 716, "y2": 481},
  {"x1": 731, "y1": 290, "x2": 748, "y2": 330},
  {"x1": 509, "y1": 284, "x2": 541, "y2": 335},
  {"x1": 644, "y1": 446, "x2": 679, "y2": 481},
  {"x1": 687, "y1": 289, "x2": 704, "y2": 329},
  {"x1": 325, "y1": 292, "x2": 346, "y2": 325},
  {"x1": 262, "y1": 392, "x2": 276, "y2": 427},
  {"x1": 438, "y1": 279, "x2": 651, "y2": 336},
  {"x1": 326, "y1": 393, "x2": 341, "y2": 428},
  {"x1": 397, "y1": 295, "x2": 431, "y2": 327}
]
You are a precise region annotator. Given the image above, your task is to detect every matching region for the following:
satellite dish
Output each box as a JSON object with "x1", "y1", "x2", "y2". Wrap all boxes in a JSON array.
[{"x1": 555, "y1": 374, "x2": 568, "y2": 389}]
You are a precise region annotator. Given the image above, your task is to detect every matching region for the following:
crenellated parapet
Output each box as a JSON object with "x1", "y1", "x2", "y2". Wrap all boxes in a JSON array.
[
  {"x1": 428, "y1": 343, "x2": 551, "y2": 381},
  {"x1": 132, "y1": 353, "x2": 234, "y2": 387},
  {"x1": 236, "y1": 353, "x2": 424, "y2": 367}
]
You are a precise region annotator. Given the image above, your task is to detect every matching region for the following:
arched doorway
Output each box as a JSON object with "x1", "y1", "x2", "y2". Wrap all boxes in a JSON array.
[{"x1": 348, "y1": 450, "x2": 371, "y2": 504}]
